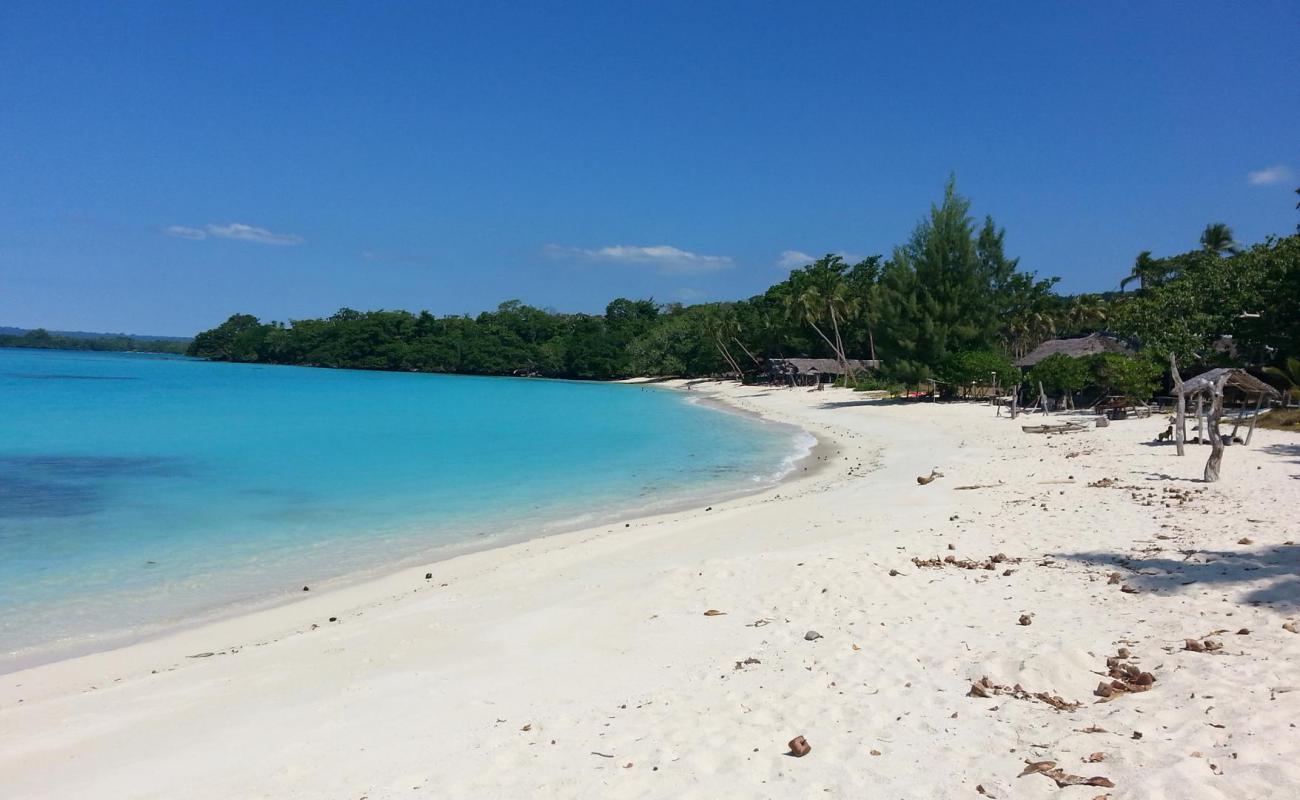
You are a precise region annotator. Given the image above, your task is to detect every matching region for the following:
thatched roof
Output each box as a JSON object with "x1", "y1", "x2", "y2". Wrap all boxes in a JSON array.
[
  {"x1": 1015, "y1": 333, "x2": 1133, "y2": 367},
  {"x1": 1180, "y1": 368, "x2": 1280, "y2": 399},
  {"x1": 766, "y1": 358, "x2": 879, "y2": 375}
]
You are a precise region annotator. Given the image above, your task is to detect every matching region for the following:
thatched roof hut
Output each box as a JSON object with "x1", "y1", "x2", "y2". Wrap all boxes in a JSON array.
[
  {"x1": 1015, "y1": 333, "x2": 1134, "y2": 367},
  {"x1": 766, "y1": 357, "x2": 879, "y2": 377},
  {"x1": 1180, "y1": 368, "x2": 1280, "y2": 399}
]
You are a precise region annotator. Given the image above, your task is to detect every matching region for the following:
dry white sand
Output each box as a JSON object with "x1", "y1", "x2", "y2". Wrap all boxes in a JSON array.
[{"x1": 2, "y1": 382, "x2": 1298, "y2": 799}]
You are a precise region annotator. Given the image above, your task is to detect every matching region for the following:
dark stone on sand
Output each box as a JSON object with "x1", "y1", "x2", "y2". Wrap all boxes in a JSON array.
[{"x1": 804, "y1": 630, "x2": 822, "y2": 641}]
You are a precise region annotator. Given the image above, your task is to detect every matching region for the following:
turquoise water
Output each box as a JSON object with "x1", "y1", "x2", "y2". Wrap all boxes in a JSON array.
[{"x1": 0, "y1": 349, "x2": 808, "y2": 665}]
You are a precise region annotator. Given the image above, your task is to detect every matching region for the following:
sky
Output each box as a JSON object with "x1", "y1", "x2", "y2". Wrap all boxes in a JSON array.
[{"x1": 1, "y1": 2, "x2": 1296, "y2": 336}]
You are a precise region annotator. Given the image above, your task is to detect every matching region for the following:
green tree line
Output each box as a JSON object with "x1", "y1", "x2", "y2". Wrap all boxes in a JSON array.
[
  {"x1": 0, "y1": 328, "x2": 190, "y2": 354},
  {"x1": 189, "y1": 179, "x2": 1300, "y2": 394}
]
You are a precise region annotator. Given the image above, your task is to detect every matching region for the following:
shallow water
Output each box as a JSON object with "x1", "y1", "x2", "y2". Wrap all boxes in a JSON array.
[{"x1": 0, "y1": 349, "x2": 807, "y2": 663}]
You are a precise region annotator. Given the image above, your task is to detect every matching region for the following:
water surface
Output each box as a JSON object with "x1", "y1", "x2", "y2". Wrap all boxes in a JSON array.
[{"x1": 0, "y1": 349, "x2": 807, "y2": 665}]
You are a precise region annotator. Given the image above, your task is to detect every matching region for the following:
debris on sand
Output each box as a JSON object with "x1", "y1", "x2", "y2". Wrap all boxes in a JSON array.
[
  {"x1": 967, "y1": 677, "x2": 1081, "y2": 711},
  {"x1": 703, "y1": 609, "x2": 727, "y2": 616},
  {"x1": 917, "y1": 468, "x2": 945, "y2": 485},
  {"x1": 787, "y1": 735, "x2": 811, "y2": 757},
  {"x1": 1017, "y1": 759, "x2": 1115, "y2": 789},
  {"x1": 804, "y1": 630, "x2": 822, "y2": 641},
  {"x1": 1018, "y1": 614, "x2": 1033, "y2": 626},
  {"x1": 1094, "y1": 657, "x2": 1156, "y2": 702},
  {"x1": 911, "y1": 553, "x2": 1021, "y2": 571}
]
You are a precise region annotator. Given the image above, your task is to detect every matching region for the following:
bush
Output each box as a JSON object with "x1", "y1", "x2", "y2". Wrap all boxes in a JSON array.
[
  {"x1": 935, "y1": 350, "x2": 1018, "y2": 395},
  {"x1": 1089, "y1": 353, "x2": 1162, "y2": 400},
  {"x1": 1026, "y1": 353, "x2": 1090, "y2": 395}
]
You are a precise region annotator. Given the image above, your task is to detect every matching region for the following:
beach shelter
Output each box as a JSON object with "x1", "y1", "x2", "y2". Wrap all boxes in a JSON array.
[{"x1": 1168, "y1": 363, "x2": 1280, "y2": 481}]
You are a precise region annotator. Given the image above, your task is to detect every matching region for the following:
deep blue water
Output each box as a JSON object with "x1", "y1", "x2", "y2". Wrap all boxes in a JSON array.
[{"x1": 0, "y1": 349, "x2": 807, "y2": 663}]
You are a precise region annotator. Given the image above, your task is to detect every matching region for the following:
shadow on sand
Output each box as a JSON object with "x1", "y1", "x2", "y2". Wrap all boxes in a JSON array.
[{"x1": 1059, "y1": 544, "x2": 1300, "y2": 610}]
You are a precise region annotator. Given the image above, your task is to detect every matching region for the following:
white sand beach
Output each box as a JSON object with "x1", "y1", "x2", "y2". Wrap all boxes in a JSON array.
[{"x1": 2, "y1": 382, "x2": 1298, "y2": 799}]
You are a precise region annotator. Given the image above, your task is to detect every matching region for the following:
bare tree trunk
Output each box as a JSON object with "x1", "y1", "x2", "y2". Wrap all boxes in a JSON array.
[
  {"x1": 1245, "y1": 392, "x2": 1264, "y2": 445},
  {"x1": 1194, "y1": 395, "x2": 1204, "y2": 444},
  {"x1": 714, "y1": 337, "x2": 744, "y2": 379},
  {"x1": 1203, "y1": 375, "x2": 1229, "y2": 481},
  {"x1": 827, "y1": 304, "x2": 855, "y2": 386},
  {"x1": 806, "y1": 319, "x2": 849, "y2": 384},
  {"x1": 1170, "y1": 354, "x2": 1185, "y2": 457},
  {"x1": 732, "y1": 337, "x2": 762, "y2": 367}
]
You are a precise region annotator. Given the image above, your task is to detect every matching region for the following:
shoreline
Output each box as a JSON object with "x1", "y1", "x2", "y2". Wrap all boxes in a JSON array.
[
  {"x1": 4, "y1": 382, "x2": 1297, "y2": 798},
  {"x1": 0, "y1": 379, "x2": 833, "y2": 674}
]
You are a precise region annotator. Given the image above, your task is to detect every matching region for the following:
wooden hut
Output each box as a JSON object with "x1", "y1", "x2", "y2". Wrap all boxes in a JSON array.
[
  {"x1": 1169, "y1": 364, "x2": 1281, "y2": 481},
  {"x1": 765, "y1": 357, "x2": 879, "y2": 386},
  {"x1": 1014, "y1": 333, "x2": 1134, "y2": 368}
]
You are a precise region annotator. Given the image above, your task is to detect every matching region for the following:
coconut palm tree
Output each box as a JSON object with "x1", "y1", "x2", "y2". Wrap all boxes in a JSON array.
[
  {"x1": 1199, "y1": 222, "x2": 1239, "y2": 256},
  {"x1": 1263, "y1": 356, "x2": 1300, "y2": 407},
  {"x1": 1066, "y1": 294, "x2": 1108, "y2": 331},
  {"x1": 1120, "y1": 251, "x2": 1164, "y2": 291}
]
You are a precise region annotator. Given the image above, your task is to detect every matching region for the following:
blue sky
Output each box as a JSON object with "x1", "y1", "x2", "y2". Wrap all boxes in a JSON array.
[{"x1": 1, "y1": 2, "x2": 1296, "y2": 336}]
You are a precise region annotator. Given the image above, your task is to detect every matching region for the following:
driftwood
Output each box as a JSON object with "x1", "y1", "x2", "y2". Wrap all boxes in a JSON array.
[
  {"x1": 1204, "y1": 372, "x2": 1229, "y2": 481},
  {"x1": 1245, "y1": 391, "x2": 1264, "y2": 445},
  {"x1": 1170, "y1": 353, "x2": 1185, "y2": 457},
  {"x1": 1022, "y1": 422, "x2": 1085, "y2": 434}
]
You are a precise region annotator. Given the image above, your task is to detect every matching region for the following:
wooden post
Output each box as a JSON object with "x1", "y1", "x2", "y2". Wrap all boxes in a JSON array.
[
  {"x1": 1203, "y1": 374, "x2": 1229, "y2": 481},
  {"x1": 1245, "y1": 392, "x2": 1264, "y2": 445},
  {"x1": 1229, "y1": 400, "x2": 1245, "y2": 444},
  {"x1": 1170, "y1": 353, "x2": 1185, "y2": 457},
  {"x1": 1194, "y1": 395, "x2": 1204, "y2": 444},
  {"x1": 1011, "y1": 390, "x2": 1018, "y2": 420}
]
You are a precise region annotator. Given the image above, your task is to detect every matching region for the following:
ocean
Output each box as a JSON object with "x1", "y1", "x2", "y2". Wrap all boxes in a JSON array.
[{"x1": 0, "y1": 348, "x2": 809, "y2": 666}]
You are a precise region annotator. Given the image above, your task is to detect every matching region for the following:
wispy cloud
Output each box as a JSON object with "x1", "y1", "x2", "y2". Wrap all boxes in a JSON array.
[
  {"x1": 777, "y1": 250, "x2": 815, "y2": 269},
  {"x1": 164, "y1": 225, "x2": 208, "y2": 240},
  {"x1": 164, "y1": 223, "x2": 304, "y2": 245},
  {"x1": 1247, "y1": 165, "x2": 1292, "y2": 186},
  {"x1": 545, "y1": 243, "x2": 733, "y2": 273},
  {"x1": 777, "y1": 250, "x2": 865, "y2": 269}
]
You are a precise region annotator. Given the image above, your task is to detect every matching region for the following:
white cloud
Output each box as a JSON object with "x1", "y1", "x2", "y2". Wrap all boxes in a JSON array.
[
  {"x1": 1247, "y1": 165, "x2": 1292, "y2": 186},
  {"x1": 165, "y1": 223, "x2": 303, "y2": 245},
  {"x1": 777, "y1": 250, "x2": 814, "y2": 269},
  {"x1": 206, "y1": 223, "x2": 303, "y2": 245},
  {"x1": 164, "y1": 225, "x2": 208, "y2": 240},
  {"x1": 777, "y1": 250, "x2": 865, "y2": 269},
  {"x1": 545, "y1": 243, "x2": 732, "y2": 273}
]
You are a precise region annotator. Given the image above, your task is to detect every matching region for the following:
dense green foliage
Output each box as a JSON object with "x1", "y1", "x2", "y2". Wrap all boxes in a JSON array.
[
  {"x1": 189, "y1": 179, "x2": 1300, "y2": 400},
  {"x1": 0, "y1": 328, "x2": 189, "y2": 354},
  {"x1": 1026, "y1": 354, "x2": 1091, "y2": 396},
  {"x1": 935, "y1": 350, "x2": 1017, "y2": 392}
]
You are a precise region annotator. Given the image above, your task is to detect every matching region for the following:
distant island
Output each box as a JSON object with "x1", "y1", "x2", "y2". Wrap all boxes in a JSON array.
[{"x1": 0, "y1": 327, "x2": 191, "y2": 355}]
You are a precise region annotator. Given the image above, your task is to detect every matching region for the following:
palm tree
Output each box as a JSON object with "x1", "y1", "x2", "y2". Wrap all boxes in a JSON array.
[
  {"x1": 1066, "y1": 295, "x2": 1107, "y2": 331},
  {"x1": 1120, "y1": 251, "x2": 1163, "y2": 291},
  {"x1": 1199, "y1": 222, "x2": 1239, "y2": 256},
  {"x1": 1263, "y1": 356, "x2": 1300, "y2": 407},
  {"x1": 784, "y1": 283, "x2": 859, "y2": 384}
]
